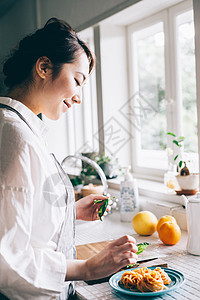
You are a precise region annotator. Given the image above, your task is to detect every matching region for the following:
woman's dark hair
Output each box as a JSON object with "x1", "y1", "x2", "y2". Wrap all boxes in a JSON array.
[{"x1": 3, "y1": 17, "x2": 95, "y2": 89}]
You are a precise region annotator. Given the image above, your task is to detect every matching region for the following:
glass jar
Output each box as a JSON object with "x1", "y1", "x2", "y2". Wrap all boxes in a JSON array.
[{"x1": 164, "y1": 164, "x2": 179, "y2": 193}]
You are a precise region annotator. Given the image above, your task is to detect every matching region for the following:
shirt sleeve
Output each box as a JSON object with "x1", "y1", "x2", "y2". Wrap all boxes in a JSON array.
[{"x1": 0, "y1": 121, "x2": 67, "y2": 299}]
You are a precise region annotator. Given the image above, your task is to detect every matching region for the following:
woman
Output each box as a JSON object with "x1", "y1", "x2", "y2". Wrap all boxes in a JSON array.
[{"x1": 0, "y1": 18, "x2": 138, "y2": 300}]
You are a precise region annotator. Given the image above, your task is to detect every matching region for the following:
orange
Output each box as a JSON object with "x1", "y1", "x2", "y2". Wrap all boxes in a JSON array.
[
  {"x1": 158, "y1": 221, "x2": 181, "y2": 245},
  {"x1": 157, "y1": 215, "x2": 177, "y2": 233}
]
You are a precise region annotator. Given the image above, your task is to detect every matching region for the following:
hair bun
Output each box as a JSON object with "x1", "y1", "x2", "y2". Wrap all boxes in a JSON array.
[
  {"x1": 3, "y1": 45, "x2": 37, "y2": 88},
  {"x1": 44, "y1": 17, "x2": 73, "y2": 32}
]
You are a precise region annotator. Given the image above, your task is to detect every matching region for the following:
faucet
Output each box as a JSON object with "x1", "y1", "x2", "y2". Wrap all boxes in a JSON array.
[{"x1": 61, "y1": 154, "x2": 108, "y2": 195}]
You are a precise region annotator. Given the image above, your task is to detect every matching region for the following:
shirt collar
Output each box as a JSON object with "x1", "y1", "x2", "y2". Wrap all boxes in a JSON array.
[{"x1": 0, "y1": 97, "x2": 49, "y2": 138}]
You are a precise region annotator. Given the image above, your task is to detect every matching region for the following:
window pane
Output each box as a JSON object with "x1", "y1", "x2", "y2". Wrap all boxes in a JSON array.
[
  {"x1": 133, "y1": 22, "x2": 166, "y2": 151},
  {"x1": 177, "y1": 10, "x2": 197, "y2": 153}
]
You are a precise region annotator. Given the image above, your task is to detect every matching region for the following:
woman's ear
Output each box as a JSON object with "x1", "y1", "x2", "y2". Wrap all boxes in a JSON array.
[{"x1": 35, "y1": 56, "x2": 52, "y2": 79}]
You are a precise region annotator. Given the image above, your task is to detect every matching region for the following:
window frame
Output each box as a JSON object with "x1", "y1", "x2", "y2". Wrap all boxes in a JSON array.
[{"x1": 126, "y1": 0, "x2": 197, "y2": 180}]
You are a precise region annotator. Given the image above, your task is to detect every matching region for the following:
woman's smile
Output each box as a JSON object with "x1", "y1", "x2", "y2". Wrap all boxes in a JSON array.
[{"x1": 63, "y1": 100, "x2": 72, "y2": 109}]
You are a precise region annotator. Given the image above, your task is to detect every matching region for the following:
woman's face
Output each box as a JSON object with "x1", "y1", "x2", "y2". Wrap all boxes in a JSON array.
[{"x1": 40, "y1": 52, "x2": 89, "y2": 120}]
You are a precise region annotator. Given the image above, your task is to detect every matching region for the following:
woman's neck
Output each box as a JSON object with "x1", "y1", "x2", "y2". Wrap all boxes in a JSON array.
[{"x1": 6, "y1": 87, "x2": 41, "y2": 115}]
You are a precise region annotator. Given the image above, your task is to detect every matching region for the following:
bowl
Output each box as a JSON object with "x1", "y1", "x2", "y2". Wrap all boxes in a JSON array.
[{"x1": 176, "y1": 174, "x2": 199, "y2": 190}]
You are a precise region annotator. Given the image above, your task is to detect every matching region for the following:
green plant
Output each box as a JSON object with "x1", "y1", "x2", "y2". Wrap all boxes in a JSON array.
[
  {"x1": 70, "y1": 177, "x2": 83, "y2": 187},
  {"x1": 167, "y1": 132, "x2": 190, "y2": 175},
  {"x1": 81, "y1": 153, "x2": 119, "y2": 180},
  {"x1": 95, "y1": 153, "x2": 112, "y2": 164}
]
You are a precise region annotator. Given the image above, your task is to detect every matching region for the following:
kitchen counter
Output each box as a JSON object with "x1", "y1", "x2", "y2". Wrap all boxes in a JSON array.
[{"x1": 75, "y1": 211, "x2": 200, "y2": 299}]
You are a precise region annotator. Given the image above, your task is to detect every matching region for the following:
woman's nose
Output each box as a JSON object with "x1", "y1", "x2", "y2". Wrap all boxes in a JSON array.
[{"x1": 72, "y1": 94, "x2": 82, "y2": 104}]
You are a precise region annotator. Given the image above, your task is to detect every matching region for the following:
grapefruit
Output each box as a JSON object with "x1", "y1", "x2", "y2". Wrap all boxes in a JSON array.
[{"x1": 132, "y1": 211, "x2": 158, "y2": 236}]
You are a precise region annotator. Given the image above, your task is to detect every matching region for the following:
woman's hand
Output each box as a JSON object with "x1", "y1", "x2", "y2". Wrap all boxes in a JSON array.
[
  {"x1": 66, "y1": 235, "x2": 138, "y2": 281},
  {"x1": 75, "y1": 194, "x2": 108, "y2": 221},
  {"x1": 85, "y1": 235, "x2": 138, "y2": 280}
]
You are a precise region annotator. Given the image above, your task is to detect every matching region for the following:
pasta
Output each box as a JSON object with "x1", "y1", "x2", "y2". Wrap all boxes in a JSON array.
[
  {"x1": 155, "y1": 267, "x2": 171, "y2": 285},
  {"x1": 119, "y1": 267, "x2": 171, "y2": 292}
]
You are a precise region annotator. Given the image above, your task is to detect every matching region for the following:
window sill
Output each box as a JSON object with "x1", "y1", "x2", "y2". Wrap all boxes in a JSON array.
[
  {"x1": 107, "y1": 176, "x2": 184, "y2": 205},
  {"x1": 107, "y1": 177, "x2": 187, "y2": 230}
]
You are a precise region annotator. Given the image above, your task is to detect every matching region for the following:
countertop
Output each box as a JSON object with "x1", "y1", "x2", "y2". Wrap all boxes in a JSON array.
[{"x1": 75, "y1": 211, "x2": 200, "y2": 300}]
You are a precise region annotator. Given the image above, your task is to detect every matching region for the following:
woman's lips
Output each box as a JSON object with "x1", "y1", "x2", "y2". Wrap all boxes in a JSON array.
[{"x1": 63, "y1": 100, "x2": 71, "y2": 109}]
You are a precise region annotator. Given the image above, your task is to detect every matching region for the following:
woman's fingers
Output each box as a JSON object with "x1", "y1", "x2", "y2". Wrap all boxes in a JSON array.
[
  {"x1": 112, "y1": 235, "x2": 136, "y2": 247},
  {"x1": 92, "y1": 194, "x2": 108, "y2": 201},
  {"x1": 120, "y1": 256, "x2": 138, "y2": 267},
  {"x1": 118, "y1": 250, "x2": 138, "y2": 263},
  {"x1": 118, "y1": 241, "x2": 138, "y2": 254},
  {"x1": 92, "y1": 208, "x2": 99, "y2": 220},
  {"x1": 120, "y1": 250, "x2": 138, "y2": 260},
  {"x1": 112, "y1": 241, "x2": 138, "y2": 266},
  {"x1": 104, "y1": 236, "x2": 138, "y2": 266}
]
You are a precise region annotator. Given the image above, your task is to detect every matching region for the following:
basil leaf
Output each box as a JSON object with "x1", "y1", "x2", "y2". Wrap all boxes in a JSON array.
[
  {"x1": 125, "y1": 263, "x2": 139, "y2": 269},
  {"x1": 94, "y1": 196, "x2": 115, "y2": 221},
  {"x1": 136, "y1": 242, "x2": 150, "y2": 255},
  {"x1": 98, "y1": 198, "x2": 109, "y2": 221},
  {"x1": 94, "y1": 199, "x2": 104, "y2": 204}
]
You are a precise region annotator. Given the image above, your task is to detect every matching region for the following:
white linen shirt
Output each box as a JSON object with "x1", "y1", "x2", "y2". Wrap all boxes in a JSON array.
[{"x1": 0, "y1": 97, "x2": 67, "y2": 300}]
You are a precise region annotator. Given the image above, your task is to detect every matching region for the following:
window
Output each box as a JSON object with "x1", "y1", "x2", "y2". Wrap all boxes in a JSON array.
[
  {"x1": 129, "y1": 20, "x2": 167, "y2": 172},
  {"x1": 127, "y1": 0, "x2": 198, "y2": 177},
  {"x1": 177, "y1": 9, "x2": 198, "y2": 172}
]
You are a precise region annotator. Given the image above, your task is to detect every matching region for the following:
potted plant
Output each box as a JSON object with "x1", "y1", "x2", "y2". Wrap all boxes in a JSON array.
[
  {"x1": 167, "y1": 132, "x2": 199, "y2": 191},
  {"x1": 81, "y1": 152, "x2": 119, "y2": 181},
  {"x1": 95, "y1": 153, "x2": 118, "y2": 179},
  {"x1": 70, "y1": 176, "x2": 84, "y2": 191}
]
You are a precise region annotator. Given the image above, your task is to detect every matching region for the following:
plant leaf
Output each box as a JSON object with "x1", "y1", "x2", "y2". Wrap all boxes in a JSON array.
[
  {"x1": 95, "y1": 196, "x2": 116, "y2": 221},
  {"x1": 179, "y1": 161, "x2": 183, "y2": 168},
  {"x1": 167, "y1": 132, "x2": 176, "y2": 137},
  {"x1": 174, "y1": 154, "x2": 179, "y2": 161},
  {"x1": 173, "y1": 140, "x2": 179, "y2": 146},
  {"x1": 125, "y1": 263, "x2": 139, "y2": 269},
  {"x1": 98, "y1": 198, "x2": 109, "y2": 221},
  {"x1": 178, "y1": 136, "x2": 185, "y2": 141},
  {"x1": 94, "y1": 199, "x2": 105, "y2": 204},
  {"x1": 136, "y1": 242, "x2": 150, "y2": 255}
]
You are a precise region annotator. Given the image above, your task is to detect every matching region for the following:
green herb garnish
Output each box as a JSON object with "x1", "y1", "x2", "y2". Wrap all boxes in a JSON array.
[
  {"x1": 125, "y1": 263, "x2": 139, "y2": 269},
  {"x1": 94, "y1": 197, "x2": 115, "y2": 221},
  {"x1": 136, "y1": 242, "x2": 150, "y2": 255},
  {"x1": 94, "y1": 199, "x2": 105, "y2": 204}
]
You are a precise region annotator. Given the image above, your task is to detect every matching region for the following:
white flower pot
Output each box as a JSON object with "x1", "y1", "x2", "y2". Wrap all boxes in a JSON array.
[{"x1": 176, "y1": 174, "x2": 199, "y2": 190}]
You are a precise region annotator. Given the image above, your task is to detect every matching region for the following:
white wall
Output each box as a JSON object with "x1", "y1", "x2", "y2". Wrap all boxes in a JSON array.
[
  {"x1": 0, "y1": 0, "x2": 36, "y2": 93},
  {"x1": 38, "y1": 0, "x2": 140, "y2": 30},
  {"x1": 0, "y1": 0, "x2": 140, "y2": 92}
]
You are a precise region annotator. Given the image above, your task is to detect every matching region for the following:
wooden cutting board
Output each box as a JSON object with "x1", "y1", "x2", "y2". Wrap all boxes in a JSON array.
[{"x1": 76, "y1": 240, "x2": 110, "y2": 260}]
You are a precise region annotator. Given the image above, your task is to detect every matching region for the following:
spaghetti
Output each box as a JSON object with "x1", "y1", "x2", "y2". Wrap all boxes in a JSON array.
[{"x1": 119, "y1": 267, "x2": 171, "y2": 292}]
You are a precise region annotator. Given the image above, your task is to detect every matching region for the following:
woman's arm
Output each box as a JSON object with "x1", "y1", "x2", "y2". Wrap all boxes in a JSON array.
[{"x1": 66, "y1": 235, "x2": 138, "y2": 281}]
